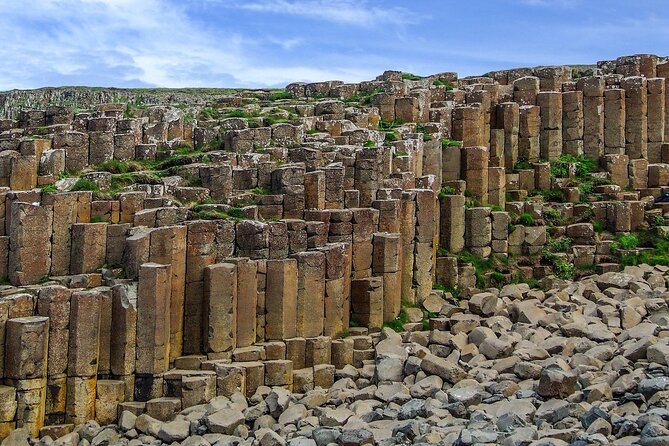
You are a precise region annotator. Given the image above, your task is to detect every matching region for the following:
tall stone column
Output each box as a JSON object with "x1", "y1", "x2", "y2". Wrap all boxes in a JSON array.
[
  {"x1": 203, "y1": 263, "x2": 237, "y2": 354},
  {"x1": 537, "y1": 91, "x2": 563, "y2": 161},
  {"x1": 265, "y1": 259, "x2": 298, "y2": 341},
  {"x1": 647, "y1": 77, "x2": 665, "y2": 163},
  {"x1": 621, "y1": 76, "x2": 648, "y2": 160},
  {"x1": 135, "y1": 263, "x2": 171, "y2": 400},
  {"x1": 293, "y1": 251, "x2": 325, "y2": 338},
  {"x1": 462, "y1": 147, "x2": 489, "y2": 204},
  {"x1": 149, "y1": 226, "x2": 187, "y2": 362},
  {"x1": 577, "y1": 76, "x2": 605, "y2": 160},
  {"x1": 4, "y1": 316, "x2": 49, "y2": 436},
  {"x1": 605, "y1": 89, "x2": 626, "y2": 154},
  {"x1": 562, "y1": 91, "x2": 583, "y2": 156},
  {"x1": 496, "y1": 102, "x2": 519, "y2": 169},
  {"x1": 372, "y1": 233, "x2": 401, "y2": 322},
  {"x1": 67, "y1": 290, "x2": 101, "y2": 425},
  {"x1": 223, "y1": 258, "x2": 257, "y2": 347},
  {"x1": 8, "y1": 202, "x2": 53, "y2": 286},
  {"x1": 519, "y1": 105, "x2": 540, "y2": 162}
]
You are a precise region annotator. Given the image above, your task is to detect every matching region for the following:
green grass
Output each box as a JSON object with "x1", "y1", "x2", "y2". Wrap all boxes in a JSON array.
[
  {"x1": 438, "y1": 185, "x2": 457, "y2": 199},
  {"x1": 401, "y1": 73, "x2": 422, "y2": 81},
  {"x1": 416, "y1": 124, "x2": 432, "y2": 142},
  {"x1": 383, "y1": 308, "x2": 409, "y2": 332},
  {"x1": 547, "y1": 237, "x2": 572, "y2": 253},
  {"x1": 269, "y1": 90, "x2": 293, "y2": 101},
  {"x1": 71, "y1": 178, "x2": 99, "y2": 192},
  {"x1": 264, "y1": 115, "x2": 292, "y2": 126},
  {"x1": 363, "y1": 140, "x2": 376, "y2": 148},
  {"x1": 96, "y1": 159, "x2": 143, "y2": 174},
  {"x1": 253, "y1": 186, "x2": 270, "y2": 195},
  {"x1": 550, "y1": 154, "x2": 597, "y2": 179},
  {"x1": 225, "y1": 109, "x2": 255, "y2": 119},
  {"x1": 651, "y1": 215, "x2": 666, "y2": 227},
  {"x1": 530, "y1": 189, "x2": 566, "y2": 203},
  {"x1": 543, "y1": 251, "x2": 575, "y2": 280},
  {"x1": 433, "y1": 79, "x2": 454, "y2": 90},
  {"x1": 384, "y1": 130, "x2": 399, "y2": 143},
  {"x1": 593, "y1": 220, "x2": 605, "y2": 233},
  {"x1": 90, "y1": 215, "x2": 104, "y2": 223},
  {"x1": 542, "y1": 207, "x2": 568, "y2": 226},
  {"x1": 514, "y1": 159, "x2": 534, "y2": 170},
  {"x1": 227, "y1": 207, "x2": 247, "y2": 220},
  {"x1": 441, "y1": 138, "x2": 463, "y2": 149},
  {"x1": 379, "y1": 119, "x2": 403, "y2": 131},
  {"x1": 190, "y1": 204, "x2": 247, "y2": 221},
  {"x1": 457, "y1": 250, "x2": 499, "y2": 289},
  {"x1": 199, "y1": 107, "x2": 221, "y2": 120},
  {"x1": 519, "y1": 213, "x2": 535, "y2": 226},
  {"x1": 611, "y1": 233, "x2": 639, "y2": 252},
  {"x1": 489, "y1": 271, "x2": 506, "y2": 286},
  {"x1": 306, "y1": 129, "x2": 320, "y2": 135},
  {"x1": 40, "y1": 184, "x2": 57, "y2": 193}
]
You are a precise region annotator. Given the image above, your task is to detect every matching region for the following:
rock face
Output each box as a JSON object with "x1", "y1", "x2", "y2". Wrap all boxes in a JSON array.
[{"x1": 2, "y1": 53, "x2": 669, "y2": 446}]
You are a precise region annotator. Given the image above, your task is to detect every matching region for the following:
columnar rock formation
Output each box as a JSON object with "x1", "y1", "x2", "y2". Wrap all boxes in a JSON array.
[{"x1": 0, "y1": 54, "x2": 669, "y2": 445}]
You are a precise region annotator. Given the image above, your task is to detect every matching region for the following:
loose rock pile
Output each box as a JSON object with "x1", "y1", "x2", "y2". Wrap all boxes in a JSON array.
[{"x1": 4, "y1": 266, "x2": 669, "y2": 446}]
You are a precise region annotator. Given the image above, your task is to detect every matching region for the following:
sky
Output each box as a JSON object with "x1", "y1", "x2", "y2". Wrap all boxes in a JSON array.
[{"x1": 0, "y1": 0, "x2": 667, "y2": 90}]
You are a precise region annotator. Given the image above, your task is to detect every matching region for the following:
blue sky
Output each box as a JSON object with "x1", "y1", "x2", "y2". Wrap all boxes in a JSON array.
[{"x1": 0, "y1": 0, "x2": 667, "y2": 90}]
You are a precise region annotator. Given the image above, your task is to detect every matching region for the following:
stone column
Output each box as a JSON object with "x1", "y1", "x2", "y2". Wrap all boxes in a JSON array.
[
  {"x1": 453, "y1": 104, "x2": 485, "y2": 147},
  {"x1": 351, "y1": 208, "x2": 378, "y2": 279},
  {"x1": 136, "y1": 263, "x2": 171, "y2": 400},
  {"x1": 422, "y1": 139, "x2": 443, "y2": 184},
  {"x1": 149, "y1": 225, "x2": 187, "y2": 362},
  {"x1": 8, "y1": 202, "x2": 53, "y2": 286},
  {"x1": 465, "y1": 207, "x2": 493, "y2": 258},
  {"x1": 497, "y1": 102, "x2": 520, "y2": 169},
  {"x1": 351, "y1": 277, "x2": 384, "y2": 330},
  {"x1": 67, "y1": 290, "x2": 101, "y2": 425},
  {"x1": 413, "y1": 189, "x2": 436, "y2": 304},
  {"x1": 513, "y1": 76, "x2": 540, "y2": 105},
  {"x1": 4, "y1": 316, "x2": 49, "y2": 436},
  {"x1": 537, "y1": 91, "x2": 563, "y2": 161},
  {"x1": 324, "y1": 164, "x2": 345, "y2": 209},
  {"x1": 293, "y1": 251, "x2": 325, "y2": 338},
  {"x1": 657, "y1": 62, "x2": 669, "y2": 142},
  {"x1": 183, "y1": 220, "x2": 216, "y2": 354},
  {"x1": 462, "y1": 147, "x2": 489, "y2": 204},
  {"x1": 562, "y1": 91, "x2": 584, "y2": 156},
  {"x1": 223, "y1": 258, "x2": 257, "y2": 347},
  {"x1": 519, "y1": 105, "x2": 540, "y2": 162},
  {"x1": 372, "y1": 233, "x2": 401, "y2": 322},
  {"x1": 399, "y1": 191, "x2": 416, "y2": 304},
  {"x1": 265, "y1": 259, "x2": 298, "y2": 340},
  {"x1": 577, "y1": 76, "x2": 605, "y2": 160},
  {"x1": 621, "y1": 76, "x2": 648, "y2": 160},
  {"x1": 372, "y1": 199, "x2": 401, "y2": 233},
  {"x1": 70, "y1": 223, "x2": 107, "y2": 274},
  {"x1": 319, "y1": 243, "x2": 348, "y2": 338},
  {"x1": 110, "y1": 284, "x2": 137, "y2": 400},
  {"x1": 9, "y1": 156, "x2": 37, "y2": 191},
  {"x1": 439, "y1": 194, "x2": 465, "y2": 254},
  {"x1": 488, "y1": 167, "x2": 506, "y2": 208},
  {"x1": 647, "y1": 78, "x2": 665, "y2": 163},
  {"x1": 605, "y1": 89, "x2": 626, "y2": 154},
  {"x1": 354, "y1": 150, "x2": 381, "y2": 208},
  {"x1": 304, "y1": 170, "x2": 326, "y2": 210},
  {"x1": 203, "y1": 263, "x2": 237, "y2": 354}
]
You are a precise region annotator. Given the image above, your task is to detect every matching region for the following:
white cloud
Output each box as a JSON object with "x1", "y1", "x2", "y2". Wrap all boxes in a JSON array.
[
  {"x1": 0, "y1": 0, "x2": 389, "y2": 89},
  {"x1": 230, "y1": 0, "x2": 419, "y2": 26}
]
